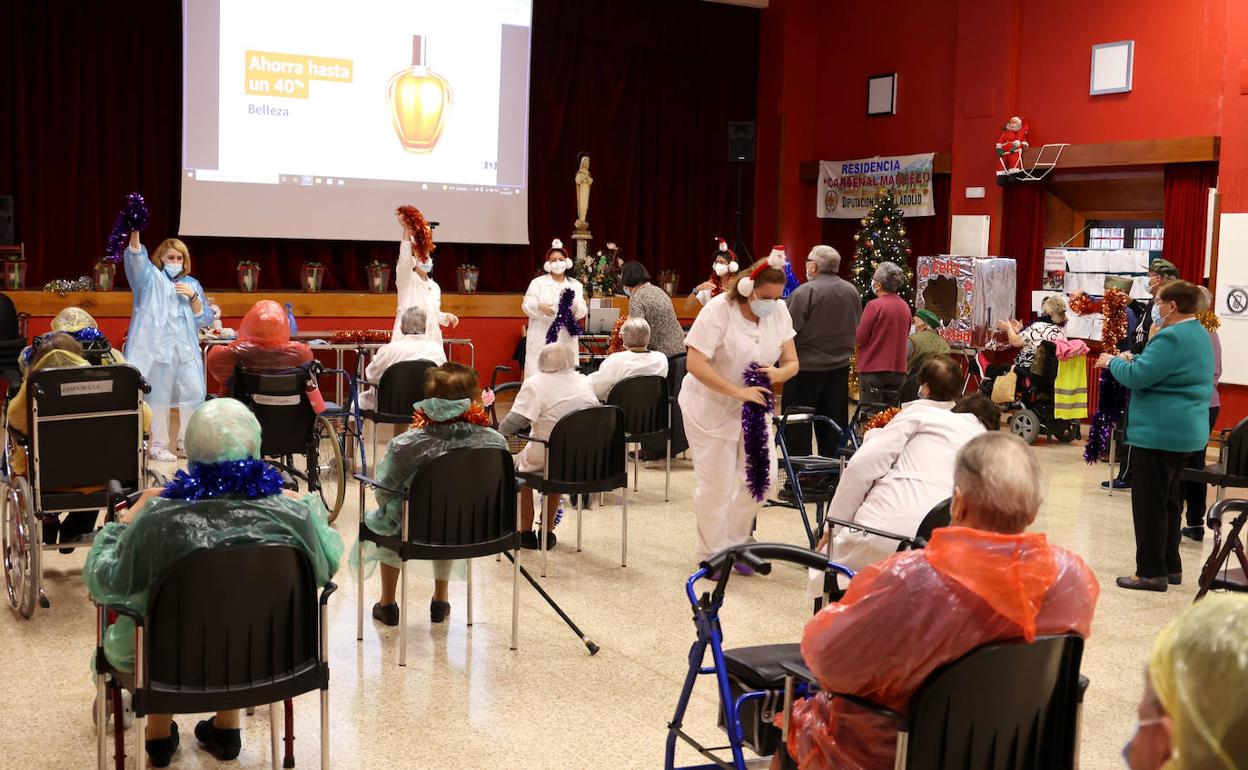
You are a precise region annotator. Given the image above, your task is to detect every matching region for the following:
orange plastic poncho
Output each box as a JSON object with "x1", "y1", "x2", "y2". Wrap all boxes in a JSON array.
[
  {"x1": 205, "y1": 301, "x2": 325, "y2": 412},
  {"x1": 784, "y1": 527, "x2": 1099, "y2": 770}
]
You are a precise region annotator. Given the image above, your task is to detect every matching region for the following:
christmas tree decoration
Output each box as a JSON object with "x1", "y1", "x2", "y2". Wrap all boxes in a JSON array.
[{"x1": 849, "y1": 189, "x2": 917, "y2": 306}]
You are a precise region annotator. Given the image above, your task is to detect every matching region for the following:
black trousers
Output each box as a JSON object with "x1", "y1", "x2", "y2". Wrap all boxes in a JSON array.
[
  {"x1": 1183, "y1": 406, "x2": 1220, "y2": 527},
  {"x1": 858, "y1": 371, "x2": 905, "y2": 409},
  {"x1": 1131, "y1": 447, "x2": 1187, "y2": 579},
  {"x1": 782, "y1": 366, "x2": 850, "y2": 456}
]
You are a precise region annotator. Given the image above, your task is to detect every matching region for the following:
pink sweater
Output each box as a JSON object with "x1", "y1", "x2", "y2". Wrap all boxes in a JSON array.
[{"x1": 855, "y1": 294, "x2": 911, "y2": 374}]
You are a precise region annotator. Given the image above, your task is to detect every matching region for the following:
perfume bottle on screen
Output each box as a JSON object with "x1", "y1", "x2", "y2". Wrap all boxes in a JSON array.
[{"x1": 387, "y1": 35, "x2": 452, "y2": 153}]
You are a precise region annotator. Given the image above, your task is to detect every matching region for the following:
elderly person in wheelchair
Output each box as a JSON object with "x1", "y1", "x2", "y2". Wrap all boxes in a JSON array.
[
  {"x1": 84, "y1": 398, "x2": 342, "y2": 767},
  {"x1": 356, "y1": 362, "x2": 505, "y2": 627},
  {"x1": 359, "y1": 305, "x2": 447, "y2": 411},
  {"x1": 20, "y1": 306, "x2": 126, "y2": 371},
  {"x1": 7, "y1": 333, "x2": 151, "y2": 549},
  {"x1": 497, "y1": 343, "x2": 598, "y2": 550},
  {"x1": 586, "y1": 317, "x2": 668, "y2": 401},
  {"x1": 206, "y1": 300, "x2": 326, "y2": 413},
  {"x1": 777, "y1": 432, "x2": 1099, "y2": 770}
]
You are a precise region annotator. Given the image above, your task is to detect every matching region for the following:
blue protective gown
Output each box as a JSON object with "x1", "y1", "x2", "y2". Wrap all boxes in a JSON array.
[{"x1": 123, "y1": 245, "x2": 214, "y2": 408}]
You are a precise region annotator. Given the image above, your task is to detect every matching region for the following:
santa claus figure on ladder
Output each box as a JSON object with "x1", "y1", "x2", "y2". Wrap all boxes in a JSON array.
[{"x1": 995, "y1": 115, "x2": 1029, "y2": 176}]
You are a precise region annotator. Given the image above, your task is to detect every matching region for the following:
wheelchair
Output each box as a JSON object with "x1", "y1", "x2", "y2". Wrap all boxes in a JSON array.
[
  {"x1": 1, "y1": 364, "x2": 158, "y2": 618},
  {"x1": 665, "y1": 543, "x2": 854, "y2": 770},
  {"x1": 1005, "y1": 340, "x2": 1080, "y2": 445},
  {"x1": 229, "y1": 362, "x2": 360, "y2": 523}
]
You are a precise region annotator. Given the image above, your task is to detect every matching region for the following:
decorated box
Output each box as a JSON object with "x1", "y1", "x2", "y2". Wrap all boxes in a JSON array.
[{"x1": 915, "y1": 256, "x2": 1016, "y2": 349}]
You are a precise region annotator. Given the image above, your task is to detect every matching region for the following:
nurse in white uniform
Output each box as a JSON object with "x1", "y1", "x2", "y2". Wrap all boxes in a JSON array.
[
  {"x1": 521, "y1": 239, "x2": 587, "y2": 379},
  {"x1": 393, "y1": 205, "x2": 458, "y2": 342},
  {"x1": 679, "y1": 251, "x2": 799, "y2": 566}
]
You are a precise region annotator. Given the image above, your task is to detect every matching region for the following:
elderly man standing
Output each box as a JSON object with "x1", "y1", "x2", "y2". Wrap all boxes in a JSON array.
[
  {"x1": 782, "y1": 246, "x2": 862, "y2": 456},
  {"x1": 776, "y1": 432, "x2": 1099, "y2": 770},
  {"x1": 359, "y1": 305, "x2": 447, "y2": 411}
]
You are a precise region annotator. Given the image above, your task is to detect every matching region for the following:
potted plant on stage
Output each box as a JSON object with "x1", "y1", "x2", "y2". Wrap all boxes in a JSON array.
[
  {"x1": 456, "y1": 263, "x2": 480, "y2": 293},
  {"x1": 93, "y1": 258, "x2": 116, "y2": 291},
  {"x1": 1, "y1": 245, "x2": 27, "y2": 290},
  {"x1": 302, "y1": 261, "x2": 325, "y2": 293},
  {"x1": 657, "y1": 269, "x2": 679, "y2": 297},
  {"x1": 237, "y1": 260, "x2": 260, "y2": 293},
  {"x1": 367, "y1": 260, "x2": 392, "y2": 294}
]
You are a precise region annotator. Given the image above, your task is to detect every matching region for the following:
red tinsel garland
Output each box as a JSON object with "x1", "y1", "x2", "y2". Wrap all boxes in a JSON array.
[
  {"x1": 864, "y1": 406, "x2": 900, "y2": 431},
  {"x1": 1099, "y1": 289, "x2": 1129, "y2": 353},
  {"x1": 410, "y1": 401, "x2": 491, "y2": 430},
  {"x1": 330, "y1": 330, "x2": 392, "y2": 344},
  {"x1": 607, "y1": 315, "x2": 627, "y2": 353},
  {"x1": 395, "y1": 205, "x2": 435, "y2": 257}
]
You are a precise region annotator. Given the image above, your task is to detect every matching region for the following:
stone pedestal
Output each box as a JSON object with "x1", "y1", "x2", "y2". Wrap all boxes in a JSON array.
[{"x1": 572, "y1": 230, "x2": 592, "y2": 265}]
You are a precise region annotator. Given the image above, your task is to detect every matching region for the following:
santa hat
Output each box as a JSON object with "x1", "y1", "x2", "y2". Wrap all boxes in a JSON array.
[
  {"x1": 714, "y1": 237, "x2": 739, "y2": 273},
  {"x1": 543, "y1": 238, "x2": 573, "y2": 272},
  {"x1": 736, "y1": 247, "x2": 787, "y2": 296}
]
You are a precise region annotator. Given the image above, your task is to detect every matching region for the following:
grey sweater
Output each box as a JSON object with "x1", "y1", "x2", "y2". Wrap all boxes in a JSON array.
[
  {"x1": 627, "y1": 283, "x2": 686, "y2": 356},
  {"x1": 785, "y1": 273, "x2": 862, "y2": 370}
]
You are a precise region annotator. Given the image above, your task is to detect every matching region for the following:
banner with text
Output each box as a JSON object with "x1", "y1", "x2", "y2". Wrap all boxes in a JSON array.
[{"x1": 817, "y1": 153, "x2": 936, "y2": 219}]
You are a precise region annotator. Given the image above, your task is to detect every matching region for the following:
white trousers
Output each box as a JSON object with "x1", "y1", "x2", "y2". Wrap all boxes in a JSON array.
[
  {"x1": 150, "y1": 406, "x2": 192, "y2": 451},
  {"x1": 686, "y1": 426, "x2": 774, "y2": 563}
]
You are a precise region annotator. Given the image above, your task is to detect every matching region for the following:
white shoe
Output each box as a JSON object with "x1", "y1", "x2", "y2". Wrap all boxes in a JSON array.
[
  {"x1": 150, "y1": 447, "x2": 177, "y2": 462},
  {"x1": 175, "y1": 443, "x2": 186, "y2": 459}
]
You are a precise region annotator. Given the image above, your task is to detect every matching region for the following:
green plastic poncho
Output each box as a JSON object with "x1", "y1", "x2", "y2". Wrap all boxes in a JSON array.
[
  {"x1": 83, "y1": 399, "x2": 343, "y2": 672},
  {"x1": 352, "y1": 404, "x2": 507, "y2": 579},
  {"x1": 1148, "y1": 594, "x2": 1248, "y2": 769}
]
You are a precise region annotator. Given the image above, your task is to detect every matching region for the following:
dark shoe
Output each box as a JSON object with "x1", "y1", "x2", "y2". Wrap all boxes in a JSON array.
[
  {"x1": 430, "y1": 599, "x2": 451, "y2": 623},
  {"x1": 1181, "y1": 526, "x2": 1205, "y2": 542},
  {"x1": 1168, "y1": 573, "x2": 1183, "y2": 586},
  {"x1": 1101, "y1": 479, "x2": 1132, "y2": 490},
  {"x1": 145, "y1": 720, "x2": 180, "y2": 768},
  {"x1": 58, "y1": 529, "x2": 95, "y2": 555},
  {"x1": 1116, "y1": 575, "x2": 1168, "y2": 592},
  {"x1": 372, "y1": 602, "x2": 399, "y2": 627},
  {"x1": 519, "y1": 530, "x2": 557, "y2": 550},
  {"x1": 195, "y1": 717, "x2": 242, "y2": 761}
]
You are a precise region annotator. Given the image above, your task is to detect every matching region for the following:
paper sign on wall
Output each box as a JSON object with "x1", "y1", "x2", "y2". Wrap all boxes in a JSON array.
[{"x1": 1218, "y1": 284, "x2": 1248, "y2": 318}]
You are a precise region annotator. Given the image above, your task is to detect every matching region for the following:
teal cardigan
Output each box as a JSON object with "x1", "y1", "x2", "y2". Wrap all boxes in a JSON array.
[{"x1": 1108, "y1": 319, "x2": 1213, "y2": 453}]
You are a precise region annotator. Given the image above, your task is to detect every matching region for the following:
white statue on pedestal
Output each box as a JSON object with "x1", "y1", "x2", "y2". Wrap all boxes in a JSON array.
[{"x1": 574, "y1": 153, "x2": 592, "y2": 233}]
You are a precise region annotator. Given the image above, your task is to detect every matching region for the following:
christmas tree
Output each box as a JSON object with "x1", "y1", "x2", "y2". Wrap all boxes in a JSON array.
[{"x1": 850, "y1": 188, "x2": 915, "y2": 306}]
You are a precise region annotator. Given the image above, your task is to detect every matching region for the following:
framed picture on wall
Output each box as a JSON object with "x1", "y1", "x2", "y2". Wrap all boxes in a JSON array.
[
  {"x1": 867, "y1": 73, "x2": 897, "y2": 116},
  {"x1": 1090, "y1": 40, "x2": 1134, "y2": 95}
]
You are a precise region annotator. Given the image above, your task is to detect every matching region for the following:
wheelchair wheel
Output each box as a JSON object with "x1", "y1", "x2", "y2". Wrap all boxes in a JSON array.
[
  {"x1": 1053, "y1": 420, "x2": 1081, "y2": 443},
  {"x1": 1, "y1": 476, "x2": 38, "y2": 618},
  {"x1": 312, "y1": 416, "x2": 346, "y2": 523},
  {"x1": 1009, "y1": 409, "x2": 1041, "y2": 445}
]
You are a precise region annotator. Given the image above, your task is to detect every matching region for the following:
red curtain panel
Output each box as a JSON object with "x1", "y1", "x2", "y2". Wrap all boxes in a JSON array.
[
  {"x1": 1000, "y1": 182, "x2": 1046, "y2": 319},
  {"x1": 1162, "y1": 162, "x2": 1219, "y2": 282}
]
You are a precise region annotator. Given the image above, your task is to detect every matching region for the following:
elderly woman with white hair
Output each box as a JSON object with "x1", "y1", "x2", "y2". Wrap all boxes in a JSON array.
[
  {"x1": 854, "y1": 261, "x2": 912, "y2": 407},
  {"x1": 996, "y1": 294, "x2": 1067, "y2": 372},
  {"x1": 498, "y1": 343, "x2": 599, "y2": 549},
  {"x1": 587, "y1": 318, "x2": 669, "y2": 400},
  {"x1": 359, "y1": 305, "x2": 447, "y2": 411}
]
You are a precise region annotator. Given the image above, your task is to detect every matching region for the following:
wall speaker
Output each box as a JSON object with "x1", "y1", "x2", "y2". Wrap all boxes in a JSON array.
[{"x1": 727, "y1": 121, "x2": 755, "y2": 163}]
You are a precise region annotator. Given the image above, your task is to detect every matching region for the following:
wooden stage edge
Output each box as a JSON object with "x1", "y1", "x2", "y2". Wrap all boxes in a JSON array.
[{"x1": 9, "y1": 290, "x2": 703, "y2": 320}]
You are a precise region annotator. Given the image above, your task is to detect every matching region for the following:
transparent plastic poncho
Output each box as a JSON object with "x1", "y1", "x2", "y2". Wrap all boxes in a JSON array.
[
  {"x1": 205, "y1": 300, "x2": 314, "y2": 386},
  {"x1": 352, "y1": 421, "x2": 508, "y2": 578},
  {"x1": 784, "y1": 527, "x2": 1100, "y2": 770},
  {"x1": 1149, "y1": 594, "x2": 1248, "y2": 769}
]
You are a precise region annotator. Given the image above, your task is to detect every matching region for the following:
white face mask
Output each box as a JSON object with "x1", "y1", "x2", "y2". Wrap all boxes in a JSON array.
[
  {"x1": 547, "y1": 260, "x2": 567, "y2": 275},
  {"x1": 415, "y1": 258, "x2": 433, "y2": 273},
  {"x1": 713, "y1": 262, "x2": 730, "y2": 277},
  {"x1": 749, "y1": 297, "x2": 777, "y2": 319}
]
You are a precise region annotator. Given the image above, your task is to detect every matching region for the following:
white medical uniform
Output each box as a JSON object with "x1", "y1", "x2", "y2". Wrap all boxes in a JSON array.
[
  {"x1": 358, "y1": 333, "x2": 447, "y2": 410},
  {"x1": 521, "y1": 274, "x2": 587, "y2": 379},
  {"x1": 393, "y1": 240, "x2": 452, "y2": 342},
  {"x1": 587, "y1": 349, "x2": 669, "y2": 401},
  {"x1": 509, "y1": 370, "x2": 599, "y2": 473},
  {"x1": 678, "y1": 293, "x2": 795, "y2": 563}
]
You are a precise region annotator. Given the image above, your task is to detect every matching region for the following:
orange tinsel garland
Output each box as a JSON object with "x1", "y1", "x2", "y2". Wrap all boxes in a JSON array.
[
  {"x1": 410, "y1": 401, "x2": 491, "y2": 430},
  {"x1": 396, "y1": 205, "x2": 435, "y2": 257},
  {"x1": 330, "y1": 329, "x2": 392, "y2": 344},
  {"x1": 607, "y1": 315, "x2": 627, "y2": 353},
  {"x1": 864, "y1": 406, "x2": 900, "y2": 431}
]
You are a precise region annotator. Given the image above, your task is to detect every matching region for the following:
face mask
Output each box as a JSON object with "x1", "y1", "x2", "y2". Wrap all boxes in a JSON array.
[
  {"x1": 164, "y1": 264, "x2": 182, "y2": 279},
  {"x1": 623, "y1": 286, "x2": 632, "y2": 297},
  {"x1": 548, "y1": 261, "x2": 567, "y2": 275},
  {"x1": 416, "y1": 258, "x2": 433, "y2": 273},
  {"x1": 919, "y1": 385, "x2": 930, "y2": 400},
  {"x1": 713, "y1": 262, "x2": 730, "y2": 277},
  {"x1": 749, "y1": 297, "x2": 776, "y2": 319},
  {"x1": 1121, "y1": 716, "x2": 1166, "y2": 768}
]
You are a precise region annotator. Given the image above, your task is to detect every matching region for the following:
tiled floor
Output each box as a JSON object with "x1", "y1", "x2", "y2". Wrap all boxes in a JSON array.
[{"x1": 0, "y1": 436, "x2": 1216, "y2": 768}]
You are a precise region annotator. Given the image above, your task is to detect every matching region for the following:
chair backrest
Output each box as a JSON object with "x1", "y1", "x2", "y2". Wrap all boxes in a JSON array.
[
  {"x1": 606, "y1": 374, "x2": 670, "y2": 439},
  {"x1": 231, "y1": 366, "x2": 317, "y2": 456},
  {"x1": 140, "y1": 544, "x2": 323, "y2": 715},
  {"x1": 546, "y1": 405, "x2": 627, "y2": 490},
  {"x1": 403, "y1": 446, "x2": 518, "y2": 559},
  {"x1": 28, "y1": 364, "x2": 144, "y2": 493},
  {"x1": 1031, "y1": 340, "x2": 1059, "y2": 381},
  {"x1": 375, "y1": 359, "x2": 437, "y2": 420},
  {"x1": 1226, "y1": 416, "x2": 1248, "y2": 477},
  {"x1": 905, "y1": 634, "x2": 1084, "y2": 770},
  {"x1": 898, "y1": 497, "x2": 952, "y2": 552},
  {"x1": 0, "y1": 293, "x2": 18, "y2": 339}
]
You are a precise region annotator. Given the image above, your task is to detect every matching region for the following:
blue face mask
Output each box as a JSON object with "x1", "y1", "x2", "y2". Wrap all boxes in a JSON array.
[
  {"x1": 412, "y1": 397, "x2": 470, "y2": 422},
  {"x1": 749, "y1": 298, "x2": 777, "y2": 319},
  {"x1": 1150, "y1": 303, "x2": 1161, "y2": 326},
  {"x1": 164, "y1": 263, "x2": 183, "y2": 279},
  {"x1": 416, "y1": 258, "x2": 434, "y2": 273}
]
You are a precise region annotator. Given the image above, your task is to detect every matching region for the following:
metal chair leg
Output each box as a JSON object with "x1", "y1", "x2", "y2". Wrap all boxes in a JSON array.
[
  {"x1": 320, "y1": 686, "x2": 329, "y2": 770},
  {"x1": 134, "y1": 713, "x2": 146, "y2": 770},
  {"x1": 283, "y1": 698, "x2": 295, "y2": 768},
  {"x1": 96, "y1": 671, "x2": 108, "y2": 770},
  {"x1": 1107, "y1": 439, "x2": 1116, "y2": 497},
  {"x1": 665, "y1": 437, "x2": 671, "y2": 502},
  {"x1": 621, "y1": 484, "x2": 629, "y2": 567},
  {"x1": 466, "y1": 558, "x2": 474, "y2": 627},
  {"x1": 576, "y1": 498, "x2": 583, "y2": 552},
  {"x1": 355, "y1": 536, "x2": 364, "y2": 641},
  {"x1": 269, "y1": 702, "x2": 280, "y2": 769},
  {"x1": 540, "y1": 494, "x2": 548, "y2": 578},
  {"x1": 111, "y1": 683, "x2": 126, "y2": 770},
  {"x1": 399, "y1": 559, "x2": 408, "y2": 667},
  {"x1": 511, "y1": 508, "x2": 521, "y2": 651},
  {"x1": 633, "y1": 443, "x2": 639, "y2": 492}
]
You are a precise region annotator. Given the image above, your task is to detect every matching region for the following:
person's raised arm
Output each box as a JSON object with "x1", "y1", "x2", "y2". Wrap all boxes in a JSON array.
[
  {"x1": 395, "y1": 237, "x2": 414, "y2": 293},
  {"x1": 123, "y1": 230, "x2": 153, "y2": 293}
]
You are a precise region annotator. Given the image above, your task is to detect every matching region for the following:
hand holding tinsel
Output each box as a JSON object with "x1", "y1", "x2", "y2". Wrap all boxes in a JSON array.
[
  {"x1": 1083, "y1": 287, "x2": 1131, "y2": 463},
  {"x1": 741, "y1": 363, "x2": 775, "y2": 503},
  {"x1": 104, "y1": 192, "x2": 150, "y2": 263},
  {"x1": 545, "y1": 288, "x2": 581, "y2": 343}
]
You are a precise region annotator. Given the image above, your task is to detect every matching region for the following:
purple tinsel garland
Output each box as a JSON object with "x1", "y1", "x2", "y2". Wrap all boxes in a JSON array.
[
  {"x1": 545, "y1": 287, "x2": 581, "y2": 343},
  {"x1": 741, "y1": 363, "x2": 775, "y2": 502},
  {"x1": 161, "y1": 459, "x2": 284, "y2": 501},
  {"x1": 1083, "y1": 370, "x2": 1127, "y2": 463},
  {"x1": 104, "y1": 192, "x2": 150, "y2": 263}
]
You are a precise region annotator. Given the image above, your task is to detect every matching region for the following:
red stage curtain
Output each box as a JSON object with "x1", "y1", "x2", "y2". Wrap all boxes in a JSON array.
[
  {"x1": 0, "y1": 0, "x2": 759, "y2": 294},
  {"x1": 823, "y1": 174, "x2": 951, "y2": 281},
  {"x1": 1000, "y1": 182, "x2": 1046, "y2": 319},
  {"x1": 1163, "y1": 162, "x2": 1218, "y2": 281}
]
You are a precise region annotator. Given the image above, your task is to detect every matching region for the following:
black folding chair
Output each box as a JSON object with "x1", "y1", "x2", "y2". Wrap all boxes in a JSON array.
[
  {"x1": 606, "y1": 374, "x2": 672, "y2": 500},
  {"x1": 1195, "y1": 498, "x2": 1248, "y2": 598},
  {"x1": 359, "y1": 359, "x2": 437, "y2": 464},
  {"x1": 355, "y1": 447, "x2": 521, "y2": 664},
  {"x1": 1182, "y1": 416, "x2": 1248, "y2": 507},
  {"x1": 518, "y1": 405, "x2": 628, "y2": 577},
  {"x1": 780, "y1": 634, "x2": 1088, "y2": 770},
  {"x1": 94, "y1": 544, "x2": 335, "y2": 770}
]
